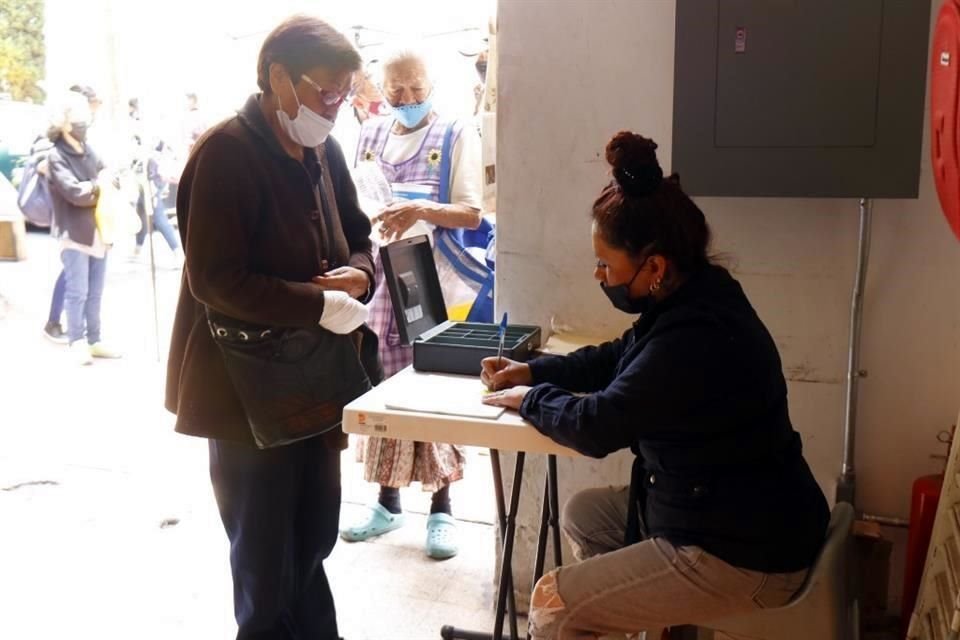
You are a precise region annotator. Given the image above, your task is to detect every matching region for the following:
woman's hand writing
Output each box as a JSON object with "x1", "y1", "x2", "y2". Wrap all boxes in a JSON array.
[{"x1": 480, "y1": 357, "x2": 533, "y2": 391}]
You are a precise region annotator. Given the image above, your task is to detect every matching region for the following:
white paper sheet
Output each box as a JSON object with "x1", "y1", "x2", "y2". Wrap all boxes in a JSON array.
[{"x1": 383, "y1": 373, "x2": 505, "y2": 420}]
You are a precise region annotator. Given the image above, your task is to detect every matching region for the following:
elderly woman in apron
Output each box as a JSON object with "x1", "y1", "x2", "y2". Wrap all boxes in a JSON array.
[{"x1": 340, "y1": 48, "x2": 487, "y2": 559}]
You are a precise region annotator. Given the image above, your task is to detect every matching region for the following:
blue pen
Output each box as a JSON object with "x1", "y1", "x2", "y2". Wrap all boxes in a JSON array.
[{"x1": 496, "y1": 312, "x2": 508, "y2": 369}]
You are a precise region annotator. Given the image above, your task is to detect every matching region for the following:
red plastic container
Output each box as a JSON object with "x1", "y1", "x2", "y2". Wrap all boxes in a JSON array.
[
  {"x1": 931, "y1": 0, "x2": 960, "y2": 242},
  {"x1": 901, "y1": 474, "x2": 944, "y2": 637}
]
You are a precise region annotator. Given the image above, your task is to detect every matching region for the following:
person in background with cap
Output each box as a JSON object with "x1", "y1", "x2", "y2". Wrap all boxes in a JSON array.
[
  {"x1": 130, "y1": 138, "x2": 184, "y2": 265},
  {"x1": 181, "y1": 91, "x2": 209, "y2": 157},
  {"x1": 45, "y1": 91, "x2": 122, "y2": 365},
  {"x1": 349, "y1": 65, "x2": 388, "y2": 124},
  {"x1": 43, "y1": 84, "x2": 106, "y2": 344}
]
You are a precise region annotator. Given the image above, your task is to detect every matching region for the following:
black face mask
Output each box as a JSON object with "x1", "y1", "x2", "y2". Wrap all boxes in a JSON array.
[
  {"x1": 476, "y1": 61, "x2": 488, "y2": 82},
  {"x1": 69, "y1": 122, "x2": 88, "y2": 143},
  {"x1": 600, "y1": 265, "x2": 654, "y2": 315}
]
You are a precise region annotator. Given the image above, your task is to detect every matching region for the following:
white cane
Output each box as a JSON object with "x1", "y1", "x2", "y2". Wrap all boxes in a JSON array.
[{"x1": 138, "y1": 158, "x2": 162, "y2": 362}]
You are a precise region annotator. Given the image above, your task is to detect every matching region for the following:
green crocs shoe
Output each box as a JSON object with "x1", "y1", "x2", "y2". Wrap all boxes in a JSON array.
[
  {"x1": 340, "y1": 503, "x2": 405, "y2": 542},
  {"x1": 425, "y1": 512, "x2": 459, "y2": 560}
]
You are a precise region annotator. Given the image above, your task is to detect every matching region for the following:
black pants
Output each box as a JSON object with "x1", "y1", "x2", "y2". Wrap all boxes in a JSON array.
[{"x1": 209, "y1": 436, "x2": 342, "y2": 640}]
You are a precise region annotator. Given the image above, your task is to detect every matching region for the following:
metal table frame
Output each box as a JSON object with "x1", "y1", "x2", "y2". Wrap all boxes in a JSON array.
[
  {"x1": 441, "y1": 452, "x2": 562, "y2": 640},
  {"x1": 341, "y1": 366, "x2": 578, "y2": 640}
]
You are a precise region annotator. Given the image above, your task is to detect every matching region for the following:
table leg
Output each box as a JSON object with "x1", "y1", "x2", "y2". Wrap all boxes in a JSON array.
[
  {"x1": 532, "y1": 454, "x2": 564, "y2": 582},
  {"x1": 494, "y1": 452, "x2": 526, "y2": 640},
  {"x1": 491, "y1": 450, "x2": 520, "y2": 640},
  {"x1": 440, "y1": 450, "x2": 522, "y2": 640},
  {"x1": 531, "y1": 470, "x2": 551, "y2": 593},
  {"x1": 525, "y1": 456, "x2": 565, "y2": 640},
  {"x1": 548, "y1": 455, "x2": 563, "y2": 568},
  {"x1": 441, "y1": 628, "x2": 517, "y2": 640}
]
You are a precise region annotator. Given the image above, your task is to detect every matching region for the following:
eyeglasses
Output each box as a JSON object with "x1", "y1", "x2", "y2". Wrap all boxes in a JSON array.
[{"x1": 300, "y1": 74, "x2": 350, "y2": 107}]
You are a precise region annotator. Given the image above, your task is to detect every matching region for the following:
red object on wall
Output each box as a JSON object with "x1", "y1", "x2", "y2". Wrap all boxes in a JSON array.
[
  {"x1": 901, "y1": 474, "x2": 944, "y2": 637},
  {"x1": 931, "y1": 0, "x2": 960, "y2": 242}
]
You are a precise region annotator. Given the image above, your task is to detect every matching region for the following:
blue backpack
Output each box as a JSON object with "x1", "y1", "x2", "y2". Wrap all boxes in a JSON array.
[{"x1": 16, "y1": 146, "x2": 53, "y2": 228}]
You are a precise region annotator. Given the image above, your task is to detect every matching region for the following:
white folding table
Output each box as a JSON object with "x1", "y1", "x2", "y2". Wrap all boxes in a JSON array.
[{"x1": 343, "y1": 366, "x2": 579, "y2": 640}]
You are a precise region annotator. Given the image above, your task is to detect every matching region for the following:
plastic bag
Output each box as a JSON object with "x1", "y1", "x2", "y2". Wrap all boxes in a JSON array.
[
  {"x1": 352, "y1": 161, "x2": 434, "y2": 242},
  {"x1": 434, "y1": 226, "x2": 494, "y2": 322},
  {"x1": 352, "y1": 161, "x2": 393, "y2": 219},
  {"x1": 95, "y1": 179, "x2": 141, "y2": 245}
]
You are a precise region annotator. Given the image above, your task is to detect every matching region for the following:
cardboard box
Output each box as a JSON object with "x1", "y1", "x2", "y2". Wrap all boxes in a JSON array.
[
  {"x1": 0, "y1": 217, "x2": 27, "y2": 261},
  {"x1": 855, "y1": 520, "x2": 893, "y2": 621}
]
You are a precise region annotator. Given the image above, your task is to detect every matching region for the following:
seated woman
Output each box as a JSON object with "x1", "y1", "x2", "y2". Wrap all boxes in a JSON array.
[{"x1": 481, "y1": 131, "x2": 830, "y2": 640}]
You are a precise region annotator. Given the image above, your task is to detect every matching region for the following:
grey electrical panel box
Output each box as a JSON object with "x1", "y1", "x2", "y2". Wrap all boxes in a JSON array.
[{"x1": 672, "y1": 0, "x2": 931, "y2": 198}]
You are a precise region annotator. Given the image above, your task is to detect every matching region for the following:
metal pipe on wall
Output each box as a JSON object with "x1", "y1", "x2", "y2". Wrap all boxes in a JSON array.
[
  {"x1": 836, "y1": 197, "x2": 873, "y2": 506},
  {"x1": 861, "y1": 513, "x2": 910, "y2": 529}
]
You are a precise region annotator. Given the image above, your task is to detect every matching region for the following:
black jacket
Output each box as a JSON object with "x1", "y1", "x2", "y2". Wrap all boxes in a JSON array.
[
  {"x1": 521, "y1": 265, "x2": 829, "y2": 573},
  {"x1": 165, "y1": 94, "x2": 376, "y2": 444},
  {"x1": 47, "y1": 138, "x2": 103, "y2": 247}
]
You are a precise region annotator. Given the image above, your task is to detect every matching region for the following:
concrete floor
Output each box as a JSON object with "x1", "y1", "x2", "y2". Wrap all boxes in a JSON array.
[{"x1": 0, "y1": 231, "x2": 501, "y2": 639}]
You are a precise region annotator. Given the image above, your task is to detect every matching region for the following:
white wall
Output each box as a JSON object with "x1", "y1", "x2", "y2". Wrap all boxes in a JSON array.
[{"x1": 497, "y1": 0, "x2": 960, "y2": 612}]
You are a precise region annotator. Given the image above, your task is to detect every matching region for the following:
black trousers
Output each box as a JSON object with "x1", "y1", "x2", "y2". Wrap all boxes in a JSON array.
[{"x1": 209, "y1": 436, "x2": 342, "y2": 640}]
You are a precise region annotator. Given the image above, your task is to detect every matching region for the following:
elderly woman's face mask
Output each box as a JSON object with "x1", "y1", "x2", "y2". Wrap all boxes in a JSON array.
[
  {"x1": 391, "y1": 93, "x2": 433, "y2": 129},
  {"x1": 383, "y1": 64, "x2": 433, "y2": 128}
]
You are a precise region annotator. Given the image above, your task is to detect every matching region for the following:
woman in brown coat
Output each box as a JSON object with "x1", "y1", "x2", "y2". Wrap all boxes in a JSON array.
[{"x1": 165, "y1": 16, "x2": 376, "y2": 639}]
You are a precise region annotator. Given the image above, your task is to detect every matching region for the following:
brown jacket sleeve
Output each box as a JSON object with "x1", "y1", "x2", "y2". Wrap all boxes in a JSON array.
[{"x1": 183, "y1": 133, "x2": 328, "y2": 326}]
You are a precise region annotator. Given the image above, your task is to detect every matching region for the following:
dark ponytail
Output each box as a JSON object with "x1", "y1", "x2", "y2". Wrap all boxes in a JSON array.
[{"x1": 592, "y1": 131, "x2": 711, "y2": 276}]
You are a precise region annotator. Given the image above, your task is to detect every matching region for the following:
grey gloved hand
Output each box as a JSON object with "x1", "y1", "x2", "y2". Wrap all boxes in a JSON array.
[{"x1": 318, "y1": 290, "x2": 369, "y2": 334}]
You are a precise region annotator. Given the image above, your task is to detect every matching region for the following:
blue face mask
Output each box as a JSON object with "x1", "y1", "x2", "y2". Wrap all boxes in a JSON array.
[{"x1": 392, "y1": 94, "x2": 433, "y2": 129}]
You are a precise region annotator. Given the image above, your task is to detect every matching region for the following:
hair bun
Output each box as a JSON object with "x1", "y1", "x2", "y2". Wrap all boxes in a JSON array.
[{"x1": 605, "y1": 131, "x2": 663, "y2": 197}]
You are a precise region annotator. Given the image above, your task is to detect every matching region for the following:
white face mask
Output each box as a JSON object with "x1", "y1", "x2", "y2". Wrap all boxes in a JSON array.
[{"x1": 276, "y1": 77, "x2": 335, "y2": 147}]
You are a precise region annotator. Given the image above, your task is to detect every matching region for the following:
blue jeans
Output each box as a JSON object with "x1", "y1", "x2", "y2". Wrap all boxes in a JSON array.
[
  {"x1": 209, "y1": 437, "x2": 342, "y2": 640},
  {"x1": 135, "y1": 190, "x2": 181, "y2": 251},
  {"x1": 61, "y1": 249, "x2": 107, "y2": 345},
  {"x1": 48, "y1": 270, "x2": 66, "y2": 325}
]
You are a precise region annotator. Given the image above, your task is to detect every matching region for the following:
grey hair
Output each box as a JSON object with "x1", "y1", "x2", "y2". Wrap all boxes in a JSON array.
[{"x1": 379, "y1": 44, "x2": 434, "y2": 83}]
